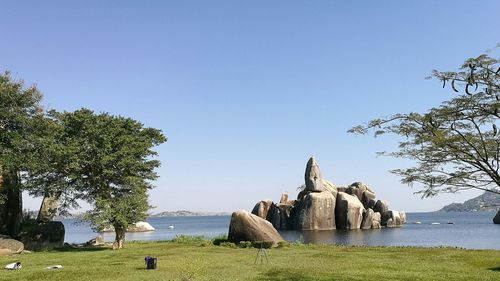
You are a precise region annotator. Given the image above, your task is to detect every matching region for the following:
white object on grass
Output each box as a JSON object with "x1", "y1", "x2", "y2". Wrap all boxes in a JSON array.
[
  {"x1": 45, "y1": 265, "x2": 63, "y2": 269},
  {"x1": 5, "y1": 262, "x2": 22, "y2": 270}
]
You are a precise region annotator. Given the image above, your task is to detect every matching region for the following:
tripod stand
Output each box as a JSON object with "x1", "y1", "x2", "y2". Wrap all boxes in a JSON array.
[{"x1": 254, "y1": 243, "x2": 269, "y2": 264}]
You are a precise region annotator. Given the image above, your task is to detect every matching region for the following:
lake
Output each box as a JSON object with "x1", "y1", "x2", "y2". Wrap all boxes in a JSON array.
[{"x1": 62, "y1": 212, "x2": 500, "y2": 250}]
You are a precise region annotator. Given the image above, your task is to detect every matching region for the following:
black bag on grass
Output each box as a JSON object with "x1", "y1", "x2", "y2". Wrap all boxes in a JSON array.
[{"x1": 145, "y1": 256, "x2": 157, "y2": 269}]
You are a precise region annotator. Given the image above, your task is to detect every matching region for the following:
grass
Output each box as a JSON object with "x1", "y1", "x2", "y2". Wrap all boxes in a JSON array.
[{"x1": 1, "y1": 239, "x2": 499, "y2": 281}]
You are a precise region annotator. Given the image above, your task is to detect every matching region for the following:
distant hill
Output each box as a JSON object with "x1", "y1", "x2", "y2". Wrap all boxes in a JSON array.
[
  {"x1": 439, "y1": 192, "x2": 500, "y2": 212},
  {"x1": 151, "y1": 210, "x2": 231, "y2": 217}
]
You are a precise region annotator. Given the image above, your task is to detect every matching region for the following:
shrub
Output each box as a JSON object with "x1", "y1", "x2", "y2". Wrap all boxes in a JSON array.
[
  {"x1": 172, "y1": 235, "x2": 206, "y2": 244},
  {"x1": 251, "y1": 241, "x2": 274, "y2": 249},
  {"x1": 238, "y1": 241, "x2": 253, "y2": 248},
  {"x1": 276, "y1": 241, "x2": 290, "y2": 248},
  {"x1": 199, "y1": 241, "x2": 211, "y2": 247},
  {"x1": 219, "y1": 242, "x2": 237, "y2": 248}
]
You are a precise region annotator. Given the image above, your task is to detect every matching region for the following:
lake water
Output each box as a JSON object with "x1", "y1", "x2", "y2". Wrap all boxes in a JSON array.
[{"x1": 62, "y1": 212, "x2": 500, "y2": 250}]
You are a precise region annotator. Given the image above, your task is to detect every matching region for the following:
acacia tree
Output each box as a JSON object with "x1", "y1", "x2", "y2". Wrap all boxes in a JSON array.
[
  {"x1": 49, "y1": 109, "x2": 166, "y2": 249},
  {"x1": 349, "y1": 54, "x2": 499, "y2": 197},
  {"x1": 0, "y1": 72, "x2": 46, "y2": 236}
]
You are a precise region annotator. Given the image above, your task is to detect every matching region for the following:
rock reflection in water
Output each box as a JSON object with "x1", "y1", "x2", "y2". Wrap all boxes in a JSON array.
[{"x1": 280, "y1": 228, "x2": 404, "y2": 246}]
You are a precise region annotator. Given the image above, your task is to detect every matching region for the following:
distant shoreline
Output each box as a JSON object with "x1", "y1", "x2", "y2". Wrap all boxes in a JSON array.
[{"x1": 149, "y1": 210, "x2": 231, "y2": 217}]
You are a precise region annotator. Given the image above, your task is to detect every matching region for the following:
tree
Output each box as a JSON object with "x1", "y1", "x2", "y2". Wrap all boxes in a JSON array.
[
  {"x1": 0, "y1": 72, "x2": 45, "y2": 236},
  {"x1": 48, "y1": 109, "x2": 166, "y2": 249},
  {"x1": 348, "y1": 54, "x2": 499, "y2": 197}
]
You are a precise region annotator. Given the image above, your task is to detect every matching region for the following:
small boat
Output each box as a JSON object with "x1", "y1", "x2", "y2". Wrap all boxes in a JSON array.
[
  {"x1": 431, "y1": 222, "x2": 440, "y2": 225},
  {"x1": 168, "y1": 225, "x2": 174, "y2": 229},
  {"x1": 447, "y1": 222, "x2": 455, "y2": 225},
  {"x1": 415, "y1": 221, "x2": 422, "y2": 224}
]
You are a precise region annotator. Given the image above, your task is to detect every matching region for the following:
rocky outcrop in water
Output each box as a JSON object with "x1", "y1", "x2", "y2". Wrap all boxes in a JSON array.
[
  {"x1": 250, "y1": 157, "x2": 406, "y2": 231},
  {"x1": 494, "y1": 210, "x2": 500, "y2": 224}
]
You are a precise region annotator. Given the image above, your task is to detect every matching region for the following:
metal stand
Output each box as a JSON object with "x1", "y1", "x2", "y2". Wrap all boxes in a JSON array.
[{"x1": 254, "y1": 244, "x2": 269, "y2": 264}]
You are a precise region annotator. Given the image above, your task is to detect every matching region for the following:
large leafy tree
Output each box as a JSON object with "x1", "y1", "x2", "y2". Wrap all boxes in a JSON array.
[
  {"x1": 48, "y1": 109, "x2": 166, "y2": 249},
  {"x1": 349, "y1": 54, "x2": 499, "y2": 197},
  {"x1": 0, "y1": 72, "x2": 46, "y2": 236}
]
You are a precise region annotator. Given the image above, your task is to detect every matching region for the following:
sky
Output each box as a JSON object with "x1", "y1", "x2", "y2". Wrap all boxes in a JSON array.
[{"x1": 1, "y1": 0, "x2": 499, "y2": 213}]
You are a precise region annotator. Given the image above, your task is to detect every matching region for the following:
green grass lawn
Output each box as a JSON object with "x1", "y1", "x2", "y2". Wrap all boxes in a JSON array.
[{"x1": 1, "y1": 240, "x2": 499, "y2": 281}]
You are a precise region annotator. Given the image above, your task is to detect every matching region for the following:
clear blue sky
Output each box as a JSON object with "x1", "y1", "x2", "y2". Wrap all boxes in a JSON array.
[{"x1": 2, "y1": 1, "x2": 499, "y2": 213}]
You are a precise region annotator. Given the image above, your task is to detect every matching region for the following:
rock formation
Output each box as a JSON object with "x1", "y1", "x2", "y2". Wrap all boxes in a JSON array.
[
  {"x1": 85, "y1": 234, "x2": 105, "y2": 246},
  {"x1": 336, "y1": 192, "x2": 365, "y2": 229},
  {"x1": 293, "y1": 191, "x2": 336, "y2": 230},
  {"x1": 494, "y1": 209, "x2": 500, "y2": 224},
  {"x1": 18, "y1": 221, "x2": 65, "y2": 250},
  {"x1": 0, "y1": 238, "x2": 24, "y2": 256},
  {"x1": 251, "y1": 199, "x2": 273, "y2": 219},
  {"x1": 248, "y1": 157, "x2": 406, "y2": 232},
  {"x1": 102, "y1": 221, "x2": 155, "y2": 232},
  {"x1": 227, "y1": 210, "x2": 284, "y2": 245},
  {"x1": 304, "y1": 157, "x2": 324, "y2": 192}
]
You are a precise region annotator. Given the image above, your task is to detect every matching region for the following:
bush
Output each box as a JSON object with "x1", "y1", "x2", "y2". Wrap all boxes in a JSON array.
[
  {"x1": 199, "y1": 241, "x2": 211, "y2": 247},
  {"x1": 172, "y1": 235, "x2": 206, "y2": 244},
  {"x1": 212, "y1": 238, "x2": 228, "y2": 246},
  {"x1": 251, "y1": 241, "x2": 274, "y2": 249},
  {"x1": 238, "y1": 241, "x2": 253, "y2": 248},
  {"x1": 276, "y1": 241, "x2": 290, "y2": 248},
  {"x1": 219, "y1": 242, "x2": 237, "y2": 248}
]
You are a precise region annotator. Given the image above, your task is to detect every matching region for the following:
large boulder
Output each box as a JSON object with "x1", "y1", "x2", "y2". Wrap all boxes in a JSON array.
[
  {"x1": 373, "y1": 200, "x2": 389, "y2": 214},
  {"x1": 266, "y1": 203, "x2": 294, "y2": 230},
  {"x1": 292, "y1": 191, "x2": 336, "y2": 230},
  {"x1": 85, "y1": 234, "x2": 105, "y2": 246},
  {"x1": 228, "y1": 210, "x2": 283, "y2": 245},
  {"x1": 298, "y1": 179, "x2": 338, "y2": 201},
  {"x1": 381, "y1": 210, "x2": 403, "y2": 228},
  {"x1": 494, "y1": 209, "x2": 500, "y2": 224},
  {"x1": 322, "y1": 179, "x2": 338, "y2": 198},
  {"x1": 18, "y1": 221, "x2": 65, "y2": 250},
  {"x1": 128, "y1": 221, "x2": 155, "y2": 232},
  {"x1": 304, "y1": 157, "x2": 324, "y2": 192},
  {"x1": 335, "y1": 192, "x2": 365, "y2": 230},
  {"x1": 361, "y1": 190, "x2": 376, "y2": 209},
  {"x1": 102, "y1": 221, "x2": 155, "y2": 232},
  {"x1": 372, "y1": 212, "x2": 381, "y2": 229},
  {"x1": 361, "y1": 208, "x2": 374, "y2": 230},
  {"x1": 251, "y1": 199, "x2": 274, "y2": 219},
  {"x1": 0, "y1": 238, "x2": 24, "y2": 256},
  {"x1": 399, "y1": 211, "x2": 407, "y2": 225}
]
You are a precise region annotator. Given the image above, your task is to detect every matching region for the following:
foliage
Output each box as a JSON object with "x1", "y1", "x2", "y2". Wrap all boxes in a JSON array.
[
  {"x1": 349, "y1": 54, "x2": 500, "y2": 197},
  {"x1": 172, "y1": 235, "x2": 206, "y2": 244},
  {"x1": 276, "y1": 241, "x2": 290, "y2": 248},
  {"x1": 1, "y1": 242, "x2": 499, "y2": 281},
  {"x1": 219, "y1": 241, "x2": 237, "y2": 248},
  {"x1": 238, "y1": 241, "x2": 253, "y2": 248},
  {"x1": 251, "y1": 241, "x2": 274, "y2": 249},
  {"x1": 211, "y1": 233, "x2": 228, "y2": 245},
  {"x1": 212, "y1": 238, "x2": 228, "y2": 246},
  {"x1": 0, "y1": 72, "x2": 45, "y2": 172},
  {"x1": 0, "y1": 72, "x2": 47, "y2": 235},
  {"x1": 29, "y1": 109, "x2": 167, "y2": 247}
]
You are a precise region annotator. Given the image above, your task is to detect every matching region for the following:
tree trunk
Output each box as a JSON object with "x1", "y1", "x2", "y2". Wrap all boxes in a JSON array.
[
  {"x1": 0, "y1": 170, "x2": 22, "y2": 237},
  {"x1": 112, "y1": 225, "x2": 126, "y2": 250},
  {"x1": 37, "y1": 192, "x2": 61, "y2": 221}
]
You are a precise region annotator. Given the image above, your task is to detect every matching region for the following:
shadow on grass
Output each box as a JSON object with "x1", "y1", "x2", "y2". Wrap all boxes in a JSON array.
[
  {"x1": 48, "y1": 246, "x2": 109, "y2": 253},
  {"x1": 488, "y1": 266, "x2": 500, "y2": 272},
  {"x1": 258, "y1": 269, "x2": 353, "y2": 281}
]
